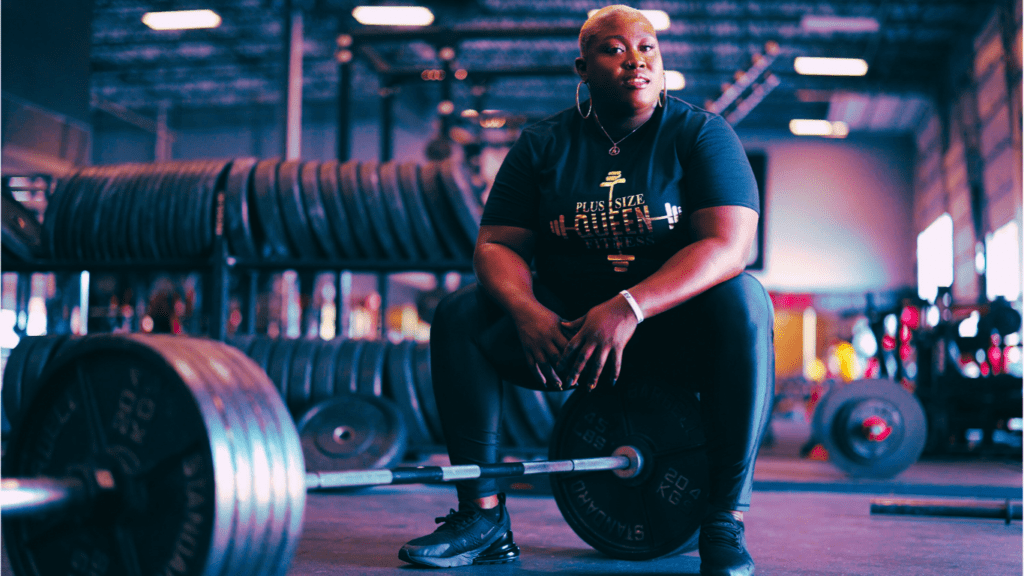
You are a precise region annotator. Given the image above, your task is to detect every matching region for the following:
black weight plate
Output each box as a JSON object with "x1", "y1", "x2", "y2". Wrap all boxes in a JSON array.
[
  {"x1": 129, "y1": 164, "x2": 164, "y2": 259},
  {"x1": 300, "y1": 161, "x2": 340, "y2": 259},
  {"x1": 227, "y1": 333, "x2": 259, "y2": 355},
  {"x1": 41, "y1": 168, "x2": 81, "y2": 258},
  {"x1": 266, "y1": 338, "x2": 298, "y2": 403},
  {"x1": 70, "y1": 167, "x2": 108, "y2": 261},
  {"x1": 384, "y1": 340, "x2": 433, "y2": 447},
  {"x1": 338, "y1": 159, "x2": 383, "y2": 259},
  {"x1": 106, "y1": 163, "x2": 143, "y2": 261},
  {"x1": 157, "y1": 162, "x2": 191, "y2": 260},
  {"x1": 196, "y1": 160, "x2": 232, "y2": 257},
  {"x1": 18, "y1": 334, "x2": 71, "y2": 427},
  {"x1": 1, "y1": 190, "x2": 44, "y2": 261},
  {"x1": 103, "y1": 163, "x2": 141, "y2": 261},
  {"x1": 83, "y1": 165, "x2": 117, "y2": 261},
  {"x1": 224, "y1": 157, "x2": 260, "y2": 259},
  {"x1": 155, "y1": 162, "x2": 184, "y2": 260},
  {"x1": 419, "y1": 161, "x2": 472, "y2": 259},
  {"x1": 549, "y1": 379, "x2": 708, "y2": 560},
  {"x1": 112, "y1": 163, "x2": 151, "y2": 260},
  {"x1": 511, "y1": 384, "x2": 557, "y2": 446},
  {"x1": 397, "y1": 162, "x2": 446, "y2": 261},
  {"x1": 297, "y1": 393, "x2": 408, "y2": 472},
  {"x1": 356, "y1": 160, "x2": 401, "y2": 260},
  {"x1": 377, "y1": 161, "x2": 420, "y2": 260},
  {"x1": 333, "y1": 339, "x2": 365, "y2": 395},
  {"x1": 277, "y1": 159, "x2": 322, "y2": 259},
  {"x1": 252, "y1": 159, "x2": 291, "y2": 258},
  {"x1": 1, "y1": 335, "x2": 41, "y2": 433},
  {"x1": 501, "y1": 383, "x2": 536, "y2": 448},
  {"x1": 412, "y1": 342, "x2": 444, "y2": 444},
  {"x1": 356, "y1": 340, "x2": 387, "y2": 397},
  {"x1": 247, "y1": 335, "x2": 276, "y2": 374},
  {"x1": 286, "y1": 338, "x2": 319, "y2": 417},
  {"x1": 318, "y1": 160, "x2": 362, "y2": 259},
  {"x1": 311, "y1": 337, "x2": 344, "y2": 403},
  {"x1": 2, "y1": 335, "x2": 232, "y2": 576},
  {"x1": 817, "y1": 379, "x2": 927, "y2": 479},
  {"x1": 180, "y1": 161, "x2": 213, "y2": 259},
  {"x1": 438, "y1": 157, "x2": 483, "y2": 249}
]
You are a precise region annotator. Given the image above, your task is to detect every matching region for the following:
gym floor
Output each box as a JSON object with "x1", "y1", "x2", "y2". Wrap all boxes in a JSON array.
[
  {"x1": 288, "y1": 419, "x2": 1022, "y2": 576},
  {"x1": 2, "y1": 419, "x2": 1020, "y2": 575}
]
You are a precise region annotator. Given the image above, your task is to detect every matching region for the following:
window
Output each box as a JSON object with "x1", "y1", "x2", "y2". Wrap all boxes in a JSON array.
[
  {"x1": 917, "y1": 213, "x2": 953, "y2": 303},
  {"x1": 986, "y1": 220, "x2": 1022, "y2": 301}
]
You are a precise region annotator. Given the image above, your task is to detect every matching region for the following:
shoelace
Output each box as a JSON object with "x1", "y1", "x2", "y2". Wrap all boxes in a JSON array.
[
  {"x1": 434, "y1": 508, "x2": 481, "y2": 531},
  {"x1": 702, "y1": 519, "x2": 743, "y2": 549}
]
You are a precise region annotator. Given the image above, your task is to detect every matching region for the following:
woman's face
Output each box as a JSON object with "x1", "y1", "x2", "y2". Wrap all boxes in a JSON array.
[{"x1": 576, "y1": 13, "x2": 663, "y2": 115}]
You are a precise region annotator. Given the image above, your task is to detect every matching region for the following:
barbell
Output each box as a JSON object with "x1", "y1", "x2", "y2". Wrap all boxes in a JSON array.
[{"x1": 1, "y1": 334, "x2": 710, "y2": 576}]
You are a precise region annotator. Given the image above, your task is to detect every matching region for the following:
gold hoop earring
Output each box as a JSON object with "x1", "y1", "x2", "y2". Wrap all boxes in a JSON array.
[{"x1": 576, "y1": 81, "x2": 592, "y2": 118}]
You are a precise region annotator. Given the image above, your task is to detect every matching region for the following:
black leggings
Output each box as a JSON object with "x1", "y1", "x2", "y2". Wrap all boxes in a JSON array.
[{"x1": 430, "y1": 272, "x2": 775, "y2": 512}]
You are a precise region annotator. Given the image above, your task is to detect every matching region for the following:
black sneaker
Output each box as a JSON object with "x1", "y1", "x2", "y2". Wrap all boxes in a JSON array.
[
  {"x1": 699, "y1": 511, "x2": 755, "y2": 576},
  {"x1": 398, "y1": 493, "x2": 520, "y2": 568}
]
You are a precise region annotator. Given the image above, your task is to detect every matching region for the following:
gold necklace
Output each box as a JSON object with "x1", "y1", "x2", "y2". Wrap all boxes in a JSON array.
[{"x1": 592, "y1": 109, "x2": 647, "y2": 156}]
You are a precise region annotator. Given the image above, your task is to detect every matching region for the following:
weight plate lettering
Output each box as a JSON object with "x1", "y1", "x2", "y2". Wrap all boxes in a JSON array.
[
  {"x1": 549, "y1": 379, "x2": 708, "y2": 560},
  {"x1": 3, "y1": 335, "x2": 230, "y2": 576}
]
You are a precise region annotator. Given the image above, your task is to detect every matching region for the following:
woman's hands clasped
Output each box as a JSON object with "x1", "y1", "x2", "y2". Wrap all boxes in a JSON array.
[
  {"x1": 513, "y1": 304, "x2": 571, "y2": 390},
  {"x1": 555, "y1": 295, "x2": 639, "y2": 391}
]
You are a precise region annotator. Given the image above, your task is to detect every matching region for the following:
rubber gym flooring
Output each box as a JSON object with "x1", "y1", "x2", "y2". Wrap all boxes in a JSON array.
[
  {"x1": 287, "y1": 418, "x2": 1021, "y2": 576},
  {"x1": 2, "y1": 419, "x2": 1020, "y2": 575}
]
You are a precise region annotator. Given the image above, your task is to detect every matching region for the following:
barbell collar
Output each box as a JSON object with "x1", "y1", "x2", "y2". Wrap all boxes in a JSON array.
[{"x1": 305, "y1": 453, "x2": 634, "y2": 491}]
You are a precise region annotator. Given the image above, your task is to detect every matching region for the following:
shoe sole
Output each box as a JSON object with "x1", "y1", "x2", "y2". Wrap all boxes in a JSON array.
[{"x1": 399, "y1": 531, "x2": 520, "y2": 568}]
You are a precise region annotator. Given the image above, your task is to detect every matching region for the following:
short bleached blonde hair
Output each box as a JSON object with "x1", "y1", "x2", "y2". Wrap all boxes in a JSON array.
[{"x1": 578, "y1": 5, "x2": 653, "y2": 56}]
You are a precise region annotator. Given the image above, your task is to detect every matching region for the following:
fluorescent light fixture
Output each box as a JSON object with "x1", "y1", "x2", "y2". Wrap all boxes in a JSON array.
[
  {"x1": 794, "y1": 57, "x2": 868, "y2": 76},
  {"x1": 664, "y1": 70, "x2": 685, "y2": 90},
  {"x1": 587, "y1": 9, "x2": 670, "y2": 31},
  {"x1": 352, "y1": 6, "x2": 434, "y2": 26},
  {"x1": 142, "y1": 9, "x2": 222, "y2": 31},
  {"x1": 788, "y1": 119, "x2": 849, "y2": 137},
  {"x1": 800, "y1": 15, "x2": 880, "y2": 33}
]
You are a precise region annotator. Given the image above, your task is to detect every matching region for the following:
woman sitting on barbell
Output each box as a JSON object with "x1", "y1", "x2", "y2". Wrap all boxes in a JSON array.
[{"x1": 399, "y1": 6, "x2": 774, "y2": 576}]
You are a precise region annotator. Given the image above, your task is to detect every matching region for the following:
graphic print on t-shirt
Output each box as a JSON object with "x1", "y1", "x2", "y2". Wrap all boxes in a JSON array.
[{"x1": 548, "y1": 170, "x2": 683, "y2": 272}]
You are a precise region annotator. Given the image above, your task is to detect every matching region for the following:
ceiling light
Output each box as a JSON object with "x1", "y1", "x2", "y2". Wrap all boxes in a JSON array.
[
  {"x1": 794, "y1": 57, "x2": 868, "y2": 76},
  {"x1": 587, "y1": 9, "x2": 670, "y2": 31},
  {"x1": 789, "y1": 119, "x2": 849, "y2": 137},
  {"x1": 352, "y1": 6, "x2": 434, "y2": 26},
  {"x1": 801, "y1": 15, "x2": 880, "y2": 33},
  {"x1": 664, "y1": 70, "x2": 685, "y2": 90},
  {"x1": 142, "y1": 9, "x2": 222, "y2": 31}
]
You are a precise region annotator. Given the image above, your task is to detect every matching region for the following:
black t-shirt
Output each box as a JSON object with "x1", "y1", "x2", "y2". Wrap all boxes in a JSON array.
[{"x1": 481, "y1": 96, "x2": 759, "y2": 314}]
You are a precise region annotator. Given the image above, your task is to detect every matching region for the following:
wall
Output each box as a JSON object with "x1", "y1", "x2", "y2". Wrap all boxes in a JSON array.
[{"x1": 738, "y1": 131, "x2": 917, "y2": 294}]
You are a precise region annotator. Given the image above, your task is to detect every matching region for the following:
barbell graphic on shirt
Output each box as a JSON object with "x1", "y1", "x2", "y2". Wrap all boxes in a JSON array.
[{"x1": 0, "y1": 334, "x2": 711, "y2": 576}]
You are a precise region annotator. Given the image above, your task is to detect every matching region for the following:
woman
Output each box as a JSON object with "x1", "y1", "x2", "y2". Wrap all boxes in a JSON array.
[{"x1": 399, "y1": 6, "x2": 774, "y2": 576}]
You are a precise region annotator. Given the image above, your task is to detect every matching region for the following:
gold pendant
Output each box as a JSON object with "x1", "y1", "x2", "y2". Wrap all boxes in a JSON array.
[{"x1": 608, "y1": 145, "x2": 620, "y2": 155}]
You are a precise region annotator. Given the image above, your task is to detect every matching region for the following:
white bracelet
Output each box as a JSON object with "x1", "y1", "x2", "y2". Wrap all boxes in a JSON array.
[{"x1": 619, "y1": 290, "x2": 644, "y2": 323}]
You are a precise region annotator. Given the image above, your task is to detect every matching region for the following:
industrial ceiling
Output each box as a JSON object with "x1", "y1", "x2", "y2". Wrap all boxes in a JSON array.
[{"x1": 89, "y1": 0, "x2": 1004, "y2": 133}]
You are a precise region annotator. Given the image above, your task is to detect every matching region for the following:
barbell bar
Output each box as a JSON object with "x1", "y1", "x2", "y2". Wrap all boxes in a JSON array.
[{"x1": 1, "y1": 450, "x2": 640, "y2": 513}]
